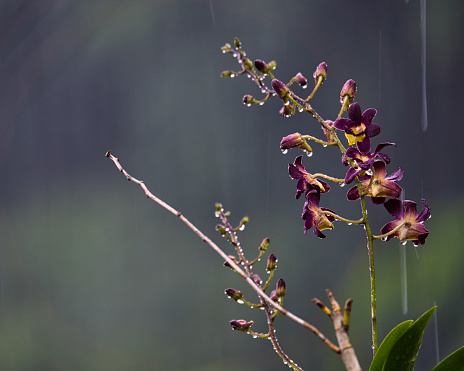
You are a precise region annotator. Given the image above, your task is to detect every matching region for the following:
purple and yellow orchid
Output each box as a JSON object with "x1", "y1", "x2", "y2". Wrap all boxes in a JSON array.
[
  {"x1": 346, "y1": 161, "x2": 403, "y2": 204},
  {"x1": 334, "y1": 102, "x2": 380, "y2": 153},
  {"x1": 288, "y1": 156, "x2": 331, "y2": 199},
  {"x1": 344, "y1": 142, "x2": 396, "y2": 184},
  {"x1": 380, "y1": 198, "x2": 430, "y2": 246},
  {"x1": 301, "y1": 189, "x2": 336, "y2": 238}
]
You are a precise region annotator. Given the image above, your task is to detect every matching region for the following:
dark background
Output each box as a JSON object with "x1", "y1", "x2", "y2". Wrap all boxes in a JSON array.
[{"x1": 1, "y1": 1, "x2": 463, "y2": 369}]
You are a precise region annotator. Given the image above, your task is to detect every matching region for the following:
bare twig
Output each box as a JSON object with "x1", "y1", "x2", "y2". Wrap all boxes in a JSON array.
[
  {"x1": 313, "y1": 290, "x2": 362, "y2": 371},
  {"x1": 105, "y1": 151, "x2": 339, "y2": 354}
]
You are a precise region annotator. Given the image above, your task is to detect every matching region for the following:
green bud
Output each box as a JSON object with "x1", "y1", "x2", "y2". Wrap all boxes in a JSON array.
[
  {"x1": 234, "y1": 37, "x2": 241, "y2": 48},
  {"x1": 266, "y1": 253, "x2": 277, "y2": 272},
  {"x1": 276, "y1": 278, "x2": 286, "y2": 298},
  {"x1": 259, "y1": 238, "x2": 270, "y2": 252},
  {"x1": 242, "y1": 58, "x2": 253, "y2": 70},
  {"x1": 225, "y1": 288, "x2": 244, "y2": 302}
]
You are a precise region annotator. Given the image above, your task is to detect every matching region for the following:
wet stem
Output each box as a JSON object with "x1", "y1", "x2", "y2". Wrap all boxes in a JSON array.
[{"x1": 360, "y1": 194, "x2": 378, "y2": 355}]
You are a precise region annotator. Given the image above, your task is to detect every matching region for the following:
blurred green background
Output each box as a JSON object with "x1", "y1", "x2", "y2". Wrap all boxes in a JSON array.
[{"x1": 1, "y1": 0, "x2": 463, "y2": 369}]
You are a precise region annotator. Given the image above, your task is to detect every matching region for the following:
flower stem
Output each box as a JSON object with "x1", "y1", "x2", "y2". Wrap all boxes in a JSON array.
[{"x1": 360, "y1": 194, "x2": 378, "y2": 355}]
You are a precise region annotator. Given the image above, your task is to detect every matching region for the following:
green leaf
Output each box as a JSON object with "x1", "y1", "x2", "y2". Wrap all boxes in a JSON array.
[
  {"x1": 383, "y1": 306, "x2": 437, "y2": 371},
  {"x1": 431, "y1": 346, "x2": 464, "y2": 371},
  {"x1": 369, "y1": 320, "x2": 413, "y2": 371}
]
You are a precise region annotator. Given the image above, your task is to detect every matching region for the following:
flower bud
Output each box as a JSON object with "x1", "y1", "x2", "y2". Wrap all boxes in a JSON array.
[
  {"x1": 215, "y1": 224, "x2": 227, "y2": 236},
  {"x1": 340, "y1": 79, "x2": 357, "y2": 105},
  {"x1": 221, "y1": 70, "x2": 235, "y2": 78},
  {"x1": 279, "y1": 104, "x2": 293, "y2": 117},
  {"x1": 230, "y1": 319, "x2": 253, "y2": 332},
  {"x1": 242, "y1": 95, "x2": 255, "y2": 105},
  {"x1": 271, "y1": 79, "x2": 290, "y2": 100},
  {"x1": 259, "y1": 237, "x2": 270, "y2": 251},
  {"x1": 295, "y1": 73, "x2": 307, "y2": 88},
  {"x1": 270, "y1": 290, "x2": 278, "y2": 301},
  {"x1": 234, "y1": 37, "x2": 241, "y2": 48},
  {"x1": 313, "y1": 62, "x2": 328, "y2": 84},
  {"x1": 280, "y1": 133, "x2": 312, "y2": 154},
  {"x1": 223, "y1": 255, "x2": 237, "y2": 268},
  {"x1": 252, "y1": 274, "x2": 262, "y2": 285},
  {"x1": 242, "y1": 58, "x2": 253, "y2": 70},
  {"x1": 266, "y1": 253, "x2": 277, "y2": 272},
  {"x1": 221, "y1": 43, "x2": 232, "y2": 53},
  {"x1": 267, "y1": 60, "x2": 277, "y2": 70},
  {"x1": 254, "y1": 59, "x2": 270, "y2": 74},
  {"x1": 225, "y1": 288, "x2": 244, "y2": 302},
  {"x1": 276, "y1": 278, "x2": 286, "y2": 298}
]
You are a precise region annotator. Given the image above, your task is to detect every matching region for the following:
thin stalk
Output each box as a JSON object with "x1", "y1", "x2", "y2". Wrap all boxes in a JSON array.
[{"x1": 360, "y1": 194, "x2": 378, "y2": 355}]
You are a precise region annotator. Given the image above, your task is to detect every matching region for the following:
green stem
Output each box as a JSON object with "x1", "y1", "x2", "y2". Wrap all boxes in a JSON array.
[{"x1": 360, "y1": 194, "x2": 378, "y2": 355}]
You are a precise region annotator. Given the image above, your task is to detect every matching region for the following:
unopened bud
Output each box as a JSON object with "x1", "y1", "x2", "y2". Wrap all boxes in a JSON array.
[
  {"x1": 221, "y1": 43, "x2": 232, "y2": 53},
  {"x1": 276, "y1": 278, "x2": 286, "y2": 298},
  {"x1": 266, "y1": 253, "x2": 277, "y2": 272},
  {"x1": 252, "y1": 274, "x2": 262, "y2": 285},
  {"x1": 242, "y1": 58, "x2": 253, "y2": 70},
  {"x1": 215, "y1": 224, "x2": 227, "y2": 235},
  {"x1": 280, "y1": 133, "x2": 312, "y2": 154},
  {"x1": 295, "y1": 73, "x2": 307, "y2": 88},
  {"x1": 267, "y1": 60, "x2": 277, "y2": 70},
  {"x1": 271, "y1": 79, "x2": 290, "y2": 100},
  {"x1": 313, "y1": 62, "x2": 328, "y2": 84},
  {"x1": 223, "y1": 255, "x2": 237, "y2": 268},
  {"x1": 340, "y1": 79, "x2": 357, "y2": 105},
  {"x1": 279, "y1": 104, "x2": 293, "y2": 117},
  {"x1": 230, "y1": 319, "x2": 253, "y2": 332},
  {"x1": 221, "y1": 70, "x2": 235, "y2": 78},
  {"x1": 259, "y1": 238, "x2": 270, "y2": 252},
  {"x1": 270, "y1": 290, "x2": 278, "y2": 301},
  {"x1": 242, "y1": 95, "x2": 255, "y2": 105},
  {"x1": 254, "y1": 59, "x2": 270, "y2": 74},
  {"x1": 234, "y1": 37, "x2": 241, "y2": 48},
  {"x1": 225, "y1": 288, "x2": 244, "y2": 301}
]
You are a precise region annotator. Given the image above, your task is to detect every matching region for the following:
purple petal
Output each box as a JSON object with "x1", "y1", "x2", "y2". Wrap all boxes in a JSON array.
[
  {"x1": 357, "y1": 137, "x2": 371, "y2": 153},
  {"x1": 365, "y1": 123, "x2": 381, "y2": 138},
  {"x1": 384, "y1": 199, "x2": 404, "y2": 219},
  {"x1": 361, "y1": 108, "x2": 377, "y2": 124},
  {"x1": 348, "y1": 103, "x2": 362, "y2": 123},
  {"x1": 313, "y1": 227, "x2": 327, "y2": 239},
  {"x1": 385, "y1": 167, "x2": 404, "y2": 182},
  {"x1": 345, "y1": 167, "x2": 360, "y2": 184},
  {"x1": 345, "y1": 147, "x2": 361, "y2": 160},
  {"x1": 416, "y1": 198, "x2": 431, "y2": 222},
  {"x1": 380, "y1": 220, "x2": 401, "y2": 237},
  {"x1": 289, "y1": 164, "x2": 302, "y2": 180},
  {"x1": 347, "y1": 186, "x2": 360, "y2": 200},
  {"x1": 373, "y1": 142, "x2": 396, "y2": 154},
  {"x1": 334, "y1": 118, "x2": 351, "y2": 131},
  {"x1": 372, "y1": 196, "x2": 386, "y2": 204}
]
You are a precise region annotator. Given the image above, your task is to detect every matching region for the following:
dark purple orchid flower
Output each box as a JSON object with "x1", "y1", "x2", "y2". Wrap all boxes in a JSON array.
[
  {"x1": 344, "y1": 142, "x2": 396, "y2": 184},
  {"x1": 302, "y1": 189, "x2": 336, "y2": 238},
  {"x1": 346, "y1": 161, "x2": 403, "y2": 204},
  {"x1": 381, "y1": 198, "x2": 430, "y2": 246},
  {"x1": 288, "y1": 156, "x2": 331, "y2": 199},
  {"x1": 334, "y1": 102, "x2": 380, "y2": 153}
]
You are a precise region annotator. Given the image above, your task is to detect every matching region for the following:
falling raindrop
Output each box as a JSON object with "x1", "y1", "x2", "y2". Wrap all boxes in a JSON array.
[
  {"x1": 420, "y1": 0, "x2": 428, "y2": 131},
  {"x1": 400, "y1": 244, "x2": 408, "y2": 314}
]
